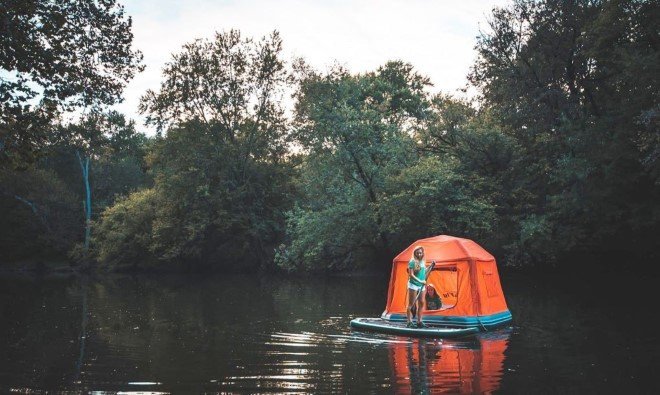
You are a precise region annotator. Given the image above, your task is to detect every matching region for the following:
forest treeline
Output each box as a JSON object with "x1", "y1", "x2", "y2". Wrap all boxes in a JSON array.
[{"x1": 1, "y1": 0, "x2": 658, "y2": 272}]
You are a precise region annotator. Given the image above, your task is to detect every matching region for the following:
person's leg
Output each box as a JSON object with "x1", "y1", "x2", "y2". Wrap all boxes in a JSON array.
[
  {"x1": 406, "y1": 288, "x2": 417, "y2": 325},
  {"x1": 416, "y1": 298, "x2": 425, "y2": 325}
]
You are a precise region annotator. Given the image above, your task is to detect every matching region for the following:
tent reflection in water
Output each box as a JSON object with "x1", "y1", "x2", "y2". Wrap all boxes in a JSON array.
[
  {"x1": 389, "y1": 331, "x2": 511, "y2": 393},
  {"x1": 383, "y1": 235, "x2": 512, "y2": 329}
]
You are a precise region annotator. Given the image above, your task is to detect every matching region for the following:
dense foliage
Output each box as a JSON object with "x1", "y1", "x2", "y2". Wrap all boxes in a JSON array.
[
  {"x1": 469, "y1": 0, "x2": 659, "y2": 266},
  {"x1": 1, "y1": 0, "x2": 145, "y2": 263},
  {"x1": 0, "y1": 111, "x2": 150, "y2": 262},
  {"x1": 274, "y1": 62, "x2": 495, "y2": 271},
  {"x1": 94, "y1": 31, "x2": 295, "y2": 271},
  {"x1": 1, "y1": 0, "x2": 657, "y2": 272},
  {"x1": 0, "y1": 0, "x2": 143, "y2": 168}
]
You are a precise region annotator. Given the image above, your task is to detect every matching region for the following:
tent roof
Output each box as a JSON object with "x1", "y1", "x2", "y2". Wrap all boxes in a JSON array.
[{"x1": 393, "y1": 235, "x2": 494, "y2": 263}]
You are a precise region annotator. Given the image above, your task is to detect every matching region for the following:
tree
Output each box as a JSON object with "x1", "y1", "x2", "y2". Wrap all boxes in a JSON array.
[
  {"x1": 416, "y1": 96, "x2": 520, "y2": 260},
  {"x1": 95, "y1": 30, "x2": 294, "y2": 270},
  {"x1": 470, "y1": 0, "x2": 660, "y2": 266},
  {"x1": 0, "y1": 109, "x2": 148, "y2": 264},
  {"x1": 0, "y1": 167, "x2": 79, "y2": 261},
  {"x1": 140, "y1": 28, "x2": 288, "y2": 156},
  {"x1": 0, "y1": 0, "x2": 143, "y2": 168},
  {"x1": 276, "y1": 61, "x2": 432, "y2": 271},
  {"x1": 416, "y1": 94, "x2": 476, "y2": 156},
  {"x1": 65, "y1": 111, "x2": 148, "y2": 254},
  {"x1": 93, "y1": 188, "x2": 158, "y2": 269},
  {"x1": 380, "y1": 156, "x2": 497, "y2": 248}
]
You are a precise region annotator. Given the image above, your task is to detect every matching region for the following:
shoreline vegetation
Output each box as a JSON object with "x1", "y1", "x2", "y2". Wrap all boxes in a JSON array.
[
  {"x1": 1, "y1": 251, "x2": 647, "y2": 278},
  {"x1": 0, "y1": 259, "x2": 392, "y2": 278},
  {"x1": 1, "y1": 0, "x2": 658, "y2": 275}
]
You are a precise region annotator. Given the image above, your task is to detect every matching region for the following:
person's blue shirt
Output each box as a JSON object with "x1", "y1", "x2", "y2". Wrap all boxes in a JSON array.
[{"x1": 408, "y1": 259, "x2": 426, "y2": 286}]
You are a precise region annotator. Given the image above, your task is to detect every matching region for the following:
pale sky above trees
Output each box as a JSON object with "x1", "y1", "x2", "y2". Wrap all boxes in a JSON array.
[{"x1": 116, "y1": 0, "x2": 506, "y2": 134}]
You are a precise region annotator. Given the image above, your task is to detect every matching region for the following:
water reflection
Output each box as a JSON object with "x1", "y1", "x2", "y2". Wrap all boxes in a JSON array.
[
  {"x1": 73, "y1": 278, "x2": 88, "y2": 385},
  {"x1": 0, "y1": 273, "x2": 512, "y2": 393},
  {"x1": 4, "y1": 271, "x2": 655, "y2": 393},
  {"x1": 388, "y1": 330, "x2": 511, "y2": 394}
]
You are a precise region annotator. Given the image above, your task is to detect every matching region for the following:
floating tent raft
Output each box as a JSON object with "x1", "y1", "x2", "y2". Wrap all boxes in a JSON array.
[{"x1": 350, "y1": 235, "x2": 512, "y2": 336}]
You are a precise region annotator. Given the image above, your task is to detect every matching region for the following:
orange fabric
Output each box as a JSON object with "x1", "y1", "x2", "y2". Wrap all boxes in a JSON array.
[
  {"x1": 427, "y1": 267, "x2": 458, "y2": 308},
  {"x1": 474, "y1": 260, "x2": 509, "y2": 315},
  {"x1": 388, "y1": 335, "x2": 509, "y2": 393},
  {"x1": 384, "y1": 235, "x2": 509, "y2": 318},
  {"x1": 393, "y1": 235, "x2": 495, "y2": 263}
]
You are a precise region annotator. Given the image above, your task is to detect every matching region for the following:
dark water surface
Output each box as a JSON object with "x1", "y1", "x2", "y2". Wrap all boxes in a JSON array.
[{"x1": 1, "y1": 270, "x2": 658, "y2": 393}]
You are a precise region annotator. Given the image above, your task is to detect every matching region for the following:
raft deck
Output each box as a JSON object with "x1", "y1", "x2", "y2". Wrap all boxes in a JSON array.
[{"x1": 350, "y1": 317, "x2": 480, "y2": 338}]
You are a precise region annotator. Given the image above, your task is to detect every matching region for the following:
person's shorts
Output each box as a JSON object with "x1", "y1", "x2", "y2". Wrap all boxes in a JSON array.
[{"x1": 407, "y1": 282, "x2": 422, "y2": 292}]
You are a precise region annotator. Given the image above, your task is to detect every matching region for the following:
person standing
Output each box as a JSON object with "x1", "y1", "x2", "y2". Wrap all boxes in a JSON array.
[{"x1": 406, "y1": 246, "x2": 428, "y2": 328}]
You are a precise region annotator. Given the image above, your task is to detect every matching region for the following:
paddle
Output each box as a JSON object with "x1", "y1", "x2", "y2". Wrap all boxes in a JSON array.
[{"x1": 411, "y1": 260, "x2": 436, "y2": 318}]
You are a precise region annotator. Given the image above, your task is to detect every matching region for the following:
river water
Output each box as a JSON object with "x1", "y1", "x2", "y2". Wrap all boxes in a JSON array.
[{"x1": 0, "y1": 270, "x2": 657, "y2": 393}]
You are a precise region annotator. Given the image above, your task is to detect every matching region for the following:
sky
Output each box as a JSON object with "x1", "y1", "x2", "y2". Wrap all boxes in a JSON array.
[{"x1": 115, "y1": 0, "x2": 507, "y2": 135}]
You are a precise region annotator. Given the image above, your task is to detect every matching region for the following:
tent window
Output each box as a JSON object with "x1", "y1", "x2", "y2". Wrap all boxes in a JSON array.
[
  {"x1": 482, "y1": 269, "x2": 499, "y2": 297},
  {"x1": 427, "y1": 266, "x2": 458, "y2": 310}
]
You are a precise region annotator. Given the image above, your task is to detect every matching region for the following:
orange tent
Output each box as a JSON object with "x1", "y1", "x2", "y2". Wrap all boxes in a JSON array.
[{"x1": 382, "y1": 235, "x2": 512, "y2": 329}]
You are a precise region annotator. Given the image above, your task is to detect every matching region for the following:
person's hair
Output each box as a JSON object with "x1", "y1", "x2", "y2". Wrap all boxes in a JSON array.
[{"x1": 411, "y1": 246, "x2": 424, "y2": 271}]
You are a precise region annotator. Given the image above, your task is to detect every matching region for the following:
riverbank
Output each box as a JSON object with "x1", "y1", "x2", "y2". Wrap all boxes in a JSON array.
[
  {"x1": 2, "y1": 250, "x2": 658, "y2": 277},
  {"x1": 0, "y1": 259, "x2": 80, "y2": 276},
  {"x1": 0, "y1": 253, "x2": 392, "y2": 277}
]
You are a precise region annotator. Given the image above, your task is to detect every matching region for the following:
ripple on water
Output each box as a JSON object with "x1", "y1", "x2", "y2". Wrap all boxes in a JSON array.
[{"x1": 213, "y1": 324, "x2": 404, "y2": 392}]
